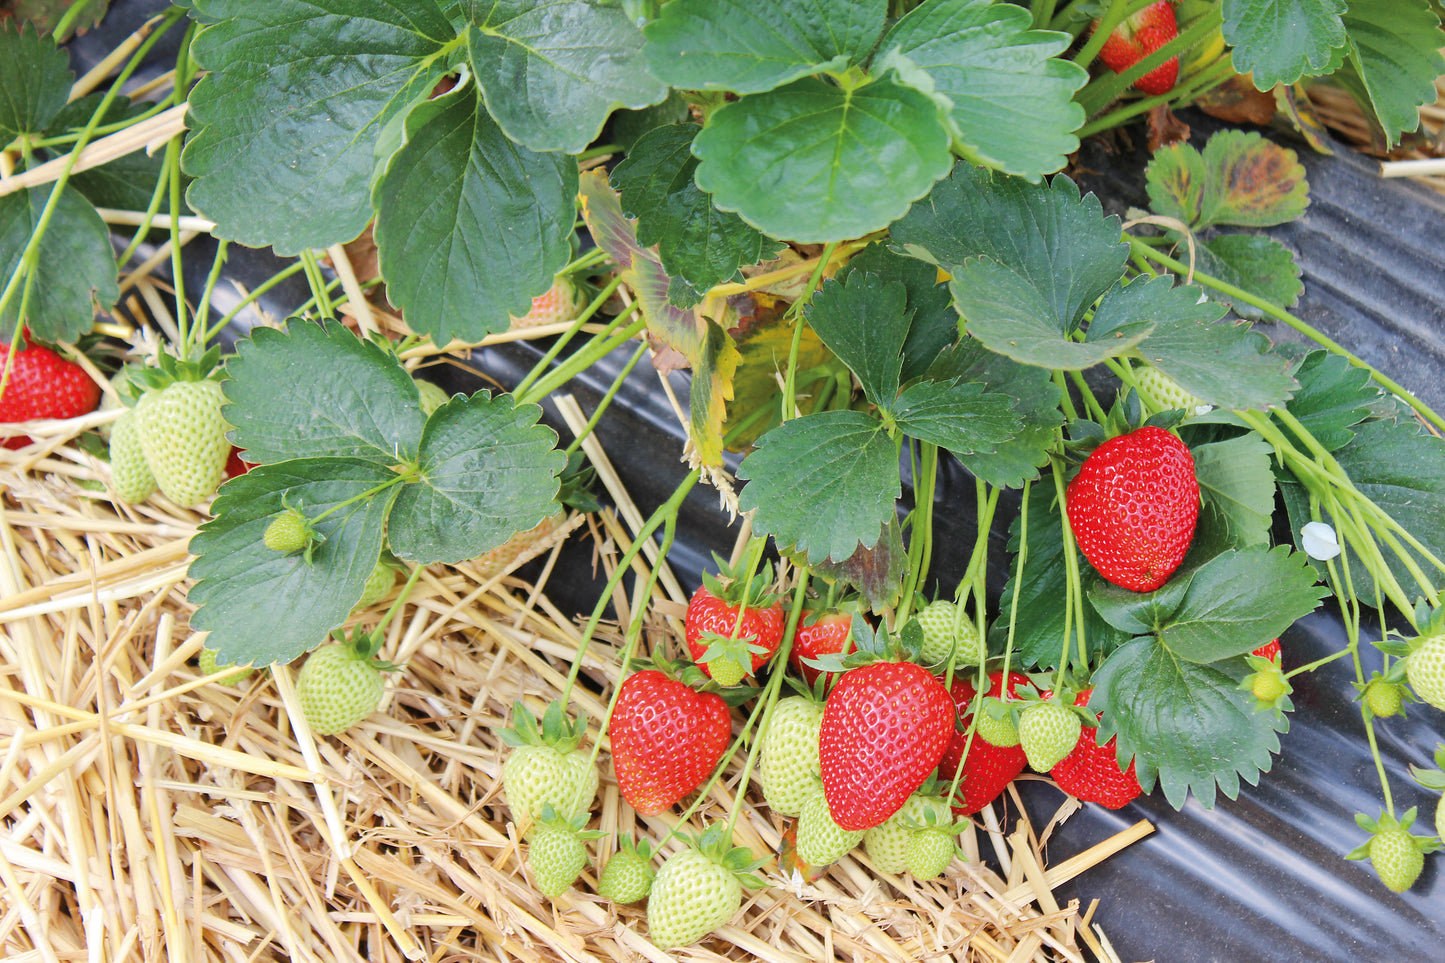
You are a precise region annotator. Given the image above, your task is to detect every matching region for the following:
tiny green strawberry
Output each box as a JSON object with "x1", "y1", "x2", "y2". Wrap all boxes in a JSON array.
[
  {"x1": 1405, "y1": 634, "x2": 1445, "y2": 711},
  {"x1": 263, "y1": 506, "x2": 313, "y2": 552},
  {"x1": 905, "y1": 826, "x2": 957, "y2": 881},
  {"x1": 1364, "y1": 677, "x2": 1404, "y2": 719},
  {"x1": 108, "y1": 408, "x2": 156, "y2": 504},
  {"x1": 1133, "y1": 365, "x2": 1207, "y2": 413},
  {"x1": 646, "y1": 827, "x2": 763, "y2": 950},
  {"x1": 759, "y1": 695, "x2": 824, "y2": 817},
  {"x1": 705, "y1": 653, "x2": 745, "y2": 687},
  {"x1": 795, "y1": 792, "x2": 864, "y2": 867},
  {"x1": 527, "y1": 808, "x2": 603, "y2": 898},
  {"x1": 1018, "y1": 700, "x2": 1082, "y2": 773},
  {"x1": 914, "y1": 600, "x2": 982, "y2": 667},
  {"x1": 134, "y1": 377, "x2": 230, "y2": 507},
  {"x1": 413, "y1": 376, "x2": 450, "y2": 415},
  {"x1": 500, "y1": 701, "x2": 598, "y2": 833},
  {"x1": 1242, "y1": 652, "x2": 1291, "y2": 714},
  {"x1": 974, "y1": 696, "x2": 1020, "y2": 748},
  {"x1": 294, "y1": 630, "x2": 397, "y2": 735},
  {"x1": 354, "y1": 558, "x2": 398, "y2": 610},
  {"x1": 1347, "y1": 809, "x2": 1438, "y2": 893},
  {"x1": 198, "y1": 646, "x2": 256, "y2": 686},
  {"x1": 597, "y1": 837, "x2": 655, "y2": 904}
]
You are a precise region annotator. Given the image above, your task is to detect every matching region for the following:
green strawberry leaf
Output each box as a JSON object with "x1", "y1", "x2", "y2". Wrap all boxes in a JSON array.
[
  {"x1": 876, "y1": 0, "x2": 1085, "y2": 180},
  {"x1": 1147, "y1": 131, "x2": 1309, "y2": 231},
  {"x1": 691, "y1": 73, "x2": 953, "y2": 244},
  {"x1": 836, "y1": 241, "x2": 957, "y2": 384},
  {"x1": 222, "y1": 320, "x2": 427, "y2": 467},
  {"x1": 923, "y1": 339, "x2": 1063, "y2": 488},
  {"x1": 1087, "y1": 576, "x2": 1192, "y2": 637},
  {"x1": 465, "y1": 1, "x2": 666, "y2": 154},
  {"x1": 1122, "y1": 281, "x2": 1296, "y2": 411},
  {"x1": 1091, "y1": 635, "x2": 1289, "y2": 809},
  {"x1": 737, "y1": 410, "x2": 900, "y2": 565},
  {"x1": 891, "y1": 377, "x2": 1023, "y2": 458},
  {"x1": 610, "y1": 124, "x2": 782, "y2": 303},
  {"x1": 641, "y1": 0, "x2": 886, "y2": 94},
  {"x1": 0, "y1": 21, "x2": 71, "y2": 141},
  {"x1": 1341, "y1": 0, "x2": 1445, "y2": 146},
  {"x1": 1222, "y1": 0, "x2": 1346, "y2": 89},
  {"x1": 1155, "y1": 547, "x2": 1328, "y2": 664},
  {"x1": 183, "y1": 0, "x2": 454, "y2": 254},
  {"x1": 387, "y1": 392, "x2": 563, "y2": 564},
  {"x1": 1279, "y1": 349, "x2": 1380, "y2": 452},
  {"x1": 372, "y1": 87, "x2": 578, "y2": 344},
  {"x1": 803, "y1": 271, "x2": 909, "y2": 409},
  {"x1": 0, "y1": 185, "x2": 119, "y2": 342},
  {"x1": 188, "y1": 460, "x2": 402, "y2": 667},
  {"x1": 1191, "y1": 435, "x2": 1277, "y2": 550},
  {"x1": 1192, "y1": 234, "x2": 1303, "y2": 321}
]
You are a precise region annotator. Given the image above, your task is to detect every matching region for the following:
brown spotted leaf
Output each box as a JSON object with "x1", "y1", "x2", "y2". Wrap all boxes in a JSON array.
[
  {"x1": 1146, "y1": 129, "x2": 1308, "y2": 232},
  {"x1": 1144, "y1": 142, "x2": 1207, "y2": 231}
]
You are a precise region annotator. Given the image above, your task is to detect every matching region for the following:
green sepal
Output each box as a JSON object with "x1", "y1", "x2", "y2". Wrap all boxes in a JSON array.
[
  {"x1": 687, "y1": 825, "x2": 768, "y2": 890},
  {"x1": 498, "y1": 699, "x2": 587, "y2": 753}
]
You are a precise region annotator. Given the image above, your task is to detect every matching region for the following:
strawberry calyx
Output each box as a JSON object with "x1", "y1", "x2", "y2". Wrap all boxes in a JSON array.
[
  {"x1": 636, "y1": 655, "x2": 761, "y2": 707},
  {"x1": 532, "y1": 803, "x2": 605, "y2": 842},
  {"x1": 699, "y1": 550, "x2": 781, "y2": 611},
  {"x1": 1408, "y1": 744, "x2": 1445, "y2": 793},
  {"x1": 684, "y1": 825, "x2": 767, "y2": 890},
  {"x1": 329, "y1": 624, "x2": 403, "y2": 672},
  {"x1": 498, "y1": 699, "x2": 588, "y2": 754},
  {"x1": 129, "y1": 344, "x2": 226, "y2": 392}
]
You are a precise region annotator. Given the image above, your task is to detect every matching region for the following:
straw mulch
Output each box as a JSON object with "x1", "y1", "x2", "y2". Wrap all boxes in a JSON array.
[{"x1": 0, "y1": 387, "x2": 1153, "y2": 963}]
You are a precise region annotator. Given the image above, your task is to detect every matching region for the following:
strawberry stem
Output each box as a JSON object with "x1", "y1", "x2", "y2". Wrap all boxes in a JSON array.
[{"x1": 516, "y1": 300, "x2": 644, "y2": 405}]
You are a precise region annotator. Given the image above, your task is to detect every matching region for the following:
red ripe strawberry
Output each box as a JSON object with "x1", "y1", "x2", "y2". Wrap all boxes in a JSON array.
[
  {"x1": 1049, "y1": 689, "x2": 1143, "y2": 810},
  {"x1": 789, "y1": 610, "x2": 855, "y2": 688},
  {"x1": 1065, "y1": 425, "x2": 1199, "y2": 592},
  {"x1": 610, "y1": 669, "x2": 732, "y2": 815},
  {"x1": 684, "y1": 564, "x2": 785, "y2": 681},
  {"x1": 1094, "y1": 1, "x2": 1179, "y2": 97},
  {"x1": 0, "y1": 338, "x2": 101, "y2": 448},
  {"x1": 224, "y1": 446, "x2": 254, "y2": 477},
  {"x1": 938, "y1": 672, "x2": 1033, "y2": 816},
  {"x1": 819, "y1": 661, "x2": 955, "y2": 832},
  {"x1": 1253, "y1": 638, "x2": 1281, "y2": 663}
]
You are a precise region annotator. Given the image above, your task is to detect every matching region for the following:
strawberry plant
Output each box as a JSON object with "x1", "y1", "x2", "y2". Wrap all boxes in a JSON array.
[{"x1": 4, "y1": 0, "x2": 1445, "y2": 957}]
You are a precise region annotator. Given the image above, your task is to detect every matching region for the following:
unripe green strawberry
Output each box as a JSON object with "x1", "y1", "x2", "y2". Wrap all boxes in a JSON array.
[
  {"x1": 135, "y1": 379, "x2": 230, "y2": 507},
  {"x1": 108, "y1": 408, "x2": 156, "y2": 503},
  {"x1": 974, "y1": 697, "x2": 1020, "y2": 748},
  {"x1": 1251, "y1": 666, "x2": 1288, "y2": 703},
  {"x1": 1369, "y1": 827, "x2": 1426, "y2": 893},
  {"x1": 597, "y1": 838, "x2": 655, "y2": 903},
  {"x1": 413, "y1": 377, "x2": 450, "y2": 415},
  {"x1": 759, "y1": 696, "x2": 824, "y2": 817},
  {"x1": 1436, "y1": 793, "x2": 1445, "y2": 844},
  {"x1": 795, "y1": 792, "x2": 864, "y2": 866},
  {"x1": 706, "y1": 654, "x2": 745, "y2": 687},
  {"x1": 647, "y1": 844, "x2": 743, "y2": 949},
  {"x1": 1405, "y1": 634, "x2": 1445, "y2": 710},
  {"x1": 1364, "y1": 678, "x2": 1403, "y2": 718},
  {"x1": 510, "y1": 275, "x2": 587, "y2": 329},
  {"x1": 528, "y1": 821, "x2": 591, "y2": 897},
  {"x1": 1134, "y1": 365, "x2": 1206, "y2": 413},
  {"x1": 863, "y1": 793, "x2": 949, "y2": 874},
  {"x1": 503, "y1": 744, "x2": 599, "y2": 832},
  {"x1": 295, "y1": 643, "x2": 387, "y2": 735},
  {"x1": 905, "y1": 827, "x2": 956, "y2": 880},
  {"x1": 354, "y1": 559, "x2": 397, "y2": 609},
  {"x1": 263, "y1": 507, "x2": 311, "y2": 552},
  {"x1": 198, "y1": 647, "x2": 255, "y2": 686},
  {"x1": 915, "y1": 600, "x2": 981, "y2": 666},
  {"x1": 1018, "y1": 701, "x2": 1082, "y2": 772}
]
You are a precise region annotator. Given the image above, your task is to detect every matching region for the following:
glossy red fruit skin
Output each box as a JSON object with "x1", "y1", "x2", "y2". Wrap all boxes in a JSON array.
[
  {"x1": 224, "y1": 447, "x2": 254, "y2": 478},
  {"x1": 1253, "y1": 638, "x2": 1281, "y2": 663},
  {"x1": 789, "y1": 611, "x2": 854, "y2": 688},
  {"x1": 0, "y1": 340, "x2": 101, "y2": 448},
  {"x1": 1049, "y1": 689, "x2": 1143, "y2": 810},
  {"x1": 684, "y1": 585, "x2": 785, "y2": 675},
  {"x1": 1065, "y1": 425, "x2": 1199, "y2": 592},
  {"x1": 610, "y1": 670, "x2": 732, "y2": 815},
  {"x1": 819, "y1": 661, "x2": 955, "y2": 832},
  {"x1": 938, "y1": 672, "x2": 1033, "y2": 816},
  {"x1": 1094, "y1": 0, "x2": 1179, "y2": 97}
]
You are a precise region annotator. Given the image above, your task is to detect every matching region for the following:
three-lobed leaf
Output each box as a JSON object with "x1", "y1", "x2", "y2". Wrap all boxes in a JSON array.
[
  {"x1": 1146, "y1": 130, "x2": 1308, "y2": 231},
  {"x1": 803, "y1": 271, "x2": 910, "y2": 408},
  {"x1": 1191, "y1": 435, "x2": 1277, "y2": 550}
]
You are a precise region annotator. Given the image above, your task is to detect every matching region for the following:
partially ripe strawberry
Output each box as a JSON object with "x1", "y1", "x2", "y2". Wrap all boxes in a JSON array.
[
  {"x1": 0, "y1": 338, "x2": 101, "y2": 448},
  {"x1": 1049, "y1": 689, "x2": 1143, "y2": 809},
  {"x1": 1405, "y1": 634, "x2": 1445, "y2": 710},
  {"x1": 510, "y1": 275, "x2": 587, "y2": 329},
  {"x1": 1018, "y1": 700, "x2": 1082, "y2": 773},
  {"x1": 1066, "y1": 425, "x2": 1199, "y2": 592}
]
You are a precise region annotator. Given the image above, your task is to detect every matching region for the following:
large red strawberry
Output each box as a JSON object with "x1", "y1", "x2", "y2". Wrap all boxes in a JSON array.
[
  {"x1": 610, "y1": 669, "x2": 732, "y2": 815},
  {"x1": 685, "y1": 560, "x2": 784, "y2": 683},
  {"x1": 789, "y1": 609, "x2": 855, "y2": 688},
  {"x1": 1065, "y1": 425, "x2": 1199, "y2": 592},
  {"x1": 0, "y1": 338, "x2": 101, "y2": 448},
  {"x1": 1049, "y1": 689, "x2": 1143, "y2": 810},
  {"x1": 937, "y1": 672, "x2": 1033, "y2": 816},
  {"x1": 1093, "y1": 0, "x2": 1179, "y2": 97},
  {"x1": 818, "y1": 661, "x2": 955, "y2": 831}
]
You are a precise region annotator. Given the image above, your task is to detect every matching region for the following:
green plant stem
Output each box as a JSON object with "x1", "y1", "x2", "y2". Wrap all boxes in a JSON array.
[
  {"x1": 116, "y1": 161, "x2": 173, "y2": 266},
  {"x1": 1052, "y1": 371, "x2": 1080, "y2": 422},
  {"x1": 51, "y1": 0, "x2": 105, "y2": 40},
  {"x1": 195, "y1": 241, "x2": 230, "y2": 335},
  {"x1": 1051, "y1": 457, "x2": 1090, "y2": 683},
  {"x1": 1132, "y1": 240, "x2": 1445, "y2": 434},
  {"x1": 780, "y1": 241, "x2": 837, "y2": 424},
  {"x1": 307, "y1": 473, "x2": 413, "y2": 528},
  {"x1": 164, "y1": 137, "x2": 190, "y2": 350},
  {"x1": 562, "y1": 341, "x2": 649, "y2": 460},
  {"x1": 1068, "y1": 369, "x2": 1109, "y2": 423},
  {"x1": 898, "y1": 443, "x2": 940, "y2": 622},
  {"x1": 204, "y1": 260, "x2": 309, "y2": 342},
  {"x1": 299, "y1": 250, "x2": 335, "y2": 319},
  {"x1": 517, "y1": 312, "x2": 647, "y2": 407},
  {"x1": 513, "y1": 274, "x2": 631, "y2": 400},
  {"x1": 374, "y1": 561, "x2": 425, "y2": 640}
]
